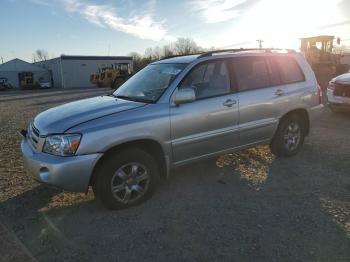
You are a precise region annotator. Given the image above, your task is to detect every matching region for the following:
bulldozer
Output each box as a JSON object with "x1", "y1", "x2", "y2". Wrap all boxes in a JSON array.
[
  {"x1": 18, "y1": 72, "x2": 38, "y2": 89},
  {"x1": 300, "y1": 35, "x2": 348, "y2": 88},
  {"x1": 90, "y1": 63, "x2": 132, "y2": 89},
  {"x1": 90, "y1": 71, "x2": 100, "y2": 85}
]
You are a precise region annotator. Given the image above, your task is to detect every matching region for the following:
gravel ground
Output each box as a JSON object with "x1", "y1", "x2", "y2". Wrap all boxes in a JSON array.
[{"x1": 0, "y1": 88, "x2": 349, "y2": 262}]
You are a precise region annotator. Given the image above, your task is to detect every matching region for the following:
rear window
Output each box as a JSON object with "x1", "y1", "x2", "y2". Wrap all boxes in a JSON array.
[
  {"x1": 231, "y1": 57, "x2": 270, "y2": 91},
  {"x1": 274, "y1": 56, "x2": 305, "y2": 84}
]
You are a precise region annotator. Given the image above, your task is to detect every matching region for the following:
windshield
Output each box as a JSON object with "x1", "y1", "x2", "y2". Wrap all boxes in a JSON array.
[{"x1": 113, "y1": 63, "x2": 187, "y2": 103}]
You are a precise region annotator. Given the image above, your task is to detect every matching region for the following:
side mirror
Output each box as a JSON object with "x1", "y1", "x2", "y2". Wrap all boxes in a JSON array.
[{"x1": 173, "y1": 87, "x2": 196, "y2": 105}]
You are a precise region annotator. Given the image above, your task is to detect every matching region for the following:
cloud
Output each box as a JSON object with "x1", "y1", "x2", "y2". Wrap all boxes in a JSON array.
[
  {"x1": 191, "y1": 0, "x2": 260, "y2": 24},
  {"x1": 319, "y1": 20, "x2": 350, "y2": 30},
  {"x1": 63, "y1": 0, "x2": 169, "y2": 41}
]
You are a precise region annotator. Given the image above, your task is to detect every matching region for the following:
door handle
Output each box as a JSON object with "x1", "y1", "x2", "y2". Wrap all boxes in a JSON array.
[
  {"x1": 275, "y1": 89, "x2": 284, "y2": 96},
  {"x1": 223, "y1": 99, "x2": 237, "y2": 107}
]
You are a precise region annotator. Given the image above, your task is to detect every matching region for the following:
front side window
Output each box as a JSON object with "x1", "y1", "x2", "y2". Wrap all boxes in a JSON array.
[
  {"x1": 180, "y1": 60, "x2": 230, "y2": 99},
  {"x1": 113, "y1": 63, "x2": 187, "y2": 103},
  {"x1": 231, "y1": 57, "x2": 270, "y2": 91}
]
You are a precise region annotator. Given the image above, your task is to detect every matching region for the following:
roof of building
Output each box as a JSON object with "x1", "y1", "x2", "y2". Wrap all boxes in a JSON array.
[
  {"x1": 300, "y1": 35, "x2": 335, "y2": 41},
  {"x1": 60, "y1": 55, "x2": 133, "y2": 61},
  {"x1": 0, "y1": 58, "x2": 47, "y2": 72}
]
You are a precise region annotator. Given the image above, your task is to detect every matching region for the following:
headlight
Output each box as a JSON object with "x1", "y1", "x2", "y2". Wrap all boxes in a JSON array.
[
  {"x1": 328, "y1": 81, "x2": 335, "y2": 90},
  {"x1": 43, "y1": 134, "x2": 81, "y2": 156}
]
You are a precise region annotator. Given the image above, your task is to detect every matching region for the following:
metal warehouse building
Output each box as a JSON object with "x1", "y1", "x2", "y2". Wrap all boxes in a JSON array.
[
  {"x1": 35, "y1": 55, "x2": 133, "y2": 88},
  {"x1": 0, "y1": 58, "x2": 50, "y2": 88}
]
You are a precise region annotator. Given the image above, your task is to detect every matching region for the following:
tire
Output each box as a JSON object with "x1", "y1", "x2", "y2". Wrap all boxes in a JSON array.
[
  {"x1": 93, "y1": 148, "x2": 160, "y2": 210},
  {"x1": 270, "y1": 114, "x2": 306, "y2": 157}
]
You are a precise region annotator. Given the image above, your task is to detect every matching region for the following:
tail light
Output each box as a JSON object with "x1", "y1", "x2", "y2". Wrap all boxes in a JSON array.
[{"x1": 317, "y1": 84, "x2": 323, "y2": 104}]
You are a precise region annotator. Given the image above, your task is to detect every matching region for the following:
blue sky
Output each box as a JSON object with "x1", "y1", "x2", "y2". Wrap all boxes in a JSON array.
[{"x1": 1, "y1": 0, "x2": 350, "y2": 62}]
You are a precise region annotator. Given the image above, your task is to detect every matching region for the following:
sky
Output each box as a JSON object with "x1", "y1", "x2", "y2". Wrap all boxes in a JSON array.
[{"x1": 1, "y1": 0, "x2": 350, "y2": 62}]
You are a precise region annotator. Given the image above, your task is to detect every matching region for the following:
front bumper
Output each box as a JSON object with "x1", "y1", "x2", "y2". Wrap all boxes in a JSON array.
[
  {"x1": 327, "y1": 88, "x2": 350, "y2": 107},
  {"x1": 21, "y1": 137, "x2": 102, "y2": 192}
]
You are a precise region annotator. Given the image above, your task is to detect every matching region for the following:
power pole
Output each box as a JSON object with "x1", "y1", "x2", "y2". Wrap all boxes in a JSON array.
[
  {"x1": 256, "y1": 39, "x2": 264, "y2": 49},
  {"x1": 1, "y1": 57, "x2": 3, "y2": 64}
]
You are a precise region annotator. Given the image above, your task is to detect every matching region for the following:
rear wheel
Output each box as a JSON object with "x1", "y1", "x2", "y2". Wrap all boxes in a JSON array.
[
  {"x1": 270, "y1": 115, "x2": 306, "y2": 157},
  {"x1": 93, "y1": 148, "x2": 160, "y2": 210}
]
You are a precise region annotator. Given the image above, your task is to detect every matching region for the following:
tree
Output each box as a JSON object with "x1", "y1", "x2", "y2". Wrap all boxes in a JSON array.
[
  {"x1": 32, "y1": 49, "x2": 49, "y2": 62},
  {"x1": 163, "y1": 44, "x2": 174, "y2": 58},
  {"x1": 129, "y1": 51, "x2": 152, "y2": 72},
  {"x1": 173, "y1": 38, "x2": 202, "y2": 55},
  {"x1": 130, "y1": 38, "x2": 204, "y2": 72}
]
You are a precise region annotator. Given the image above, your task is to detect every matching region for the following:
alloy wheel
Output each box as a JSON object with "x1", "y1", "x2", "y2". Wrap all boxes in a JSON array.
[
  {"x1": 283, "y1": 122, "x2": 301, "y2": 151},
  {"x1": 110, "y1": 162, "x2": 150, "y2": 204}
]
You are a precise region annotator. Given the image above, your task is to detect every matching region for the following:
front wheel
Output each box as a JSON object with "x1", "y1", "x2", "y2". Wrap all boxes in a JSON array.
[
  {"x1": 93, "y1": 148, "x2": 160, "y2": 210},
  {"x1": 270, "y1": 115, "x2": 306, "y2": 157}
]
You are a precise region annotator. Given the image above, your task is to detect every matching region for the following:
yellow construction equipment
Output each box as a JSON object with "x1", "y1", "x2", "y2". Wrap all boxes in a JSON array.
[
  {"x1": 90, "y1": 63, "x2": 132, "y2": 89},
  {"x1": 300, "y1": 35, "x2": 347, "y2": 88},
  {"x1": 90, "y1": 72, "x2": 100, "y2": 86},
  {"x1": 18, "y1": 72, "x2": 38, "y2": 89}
]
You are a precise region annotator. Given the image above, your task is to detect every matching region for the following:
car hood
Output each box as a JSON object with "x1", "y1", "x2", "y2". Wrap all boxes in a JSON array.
[
  {"x1": 34, "y1": 95, "x2": 146, "y2": 135},
  {"x1": 334, "y1": 73, "x2": 350, "y2": 84}
]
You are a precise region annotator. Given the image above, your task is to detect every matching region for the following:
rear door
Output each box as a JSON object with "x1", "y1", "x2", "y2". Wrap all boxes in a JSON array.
[{"x1": 231, "y1": 56, "x2": 287, "y2": 146}]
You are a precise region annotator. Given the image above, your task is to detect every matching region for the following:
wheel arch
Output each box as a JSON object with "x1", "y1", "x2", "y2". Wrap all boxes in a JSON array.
[
  {"x1": 277, "y1": 108, "x2": 310, "y2": 136},
  {"x1": 89, "y1": 139, "x2": 168, "y2": 188}
]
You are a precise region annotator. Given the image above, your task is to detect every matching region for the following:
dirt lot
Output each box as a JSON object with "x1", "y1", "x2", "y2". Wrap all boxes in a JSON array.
[{"x1": 0, "y1": 88, "x2": 349, "y2": 262}]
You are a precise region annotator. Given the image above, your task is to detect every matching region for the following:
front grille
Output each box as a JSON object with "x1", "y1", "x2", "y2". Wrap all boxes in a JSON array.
[
  {"x1": 334, "y1": 83, "x2": 350, "y2": 97},
  {"x1": 31, "y1": 124, "x2": 40, "y2": 137},
  {"x1": 28, "y1": 123, "x2": 40, "y2": 150}
]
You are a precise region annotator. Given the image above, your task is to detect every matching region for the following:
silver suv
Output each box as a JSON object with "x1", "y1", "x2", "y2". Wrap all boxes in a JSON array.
[{"x1": 21, "y1": 49, "x2": 323, "y2": 209}]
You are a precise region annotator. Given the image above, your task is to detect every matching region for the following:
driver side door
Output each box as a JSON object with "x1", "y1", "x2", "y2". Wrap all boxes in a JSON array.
[{"x1": 170, "y1": 59, "x2": 240, "y2": 165}]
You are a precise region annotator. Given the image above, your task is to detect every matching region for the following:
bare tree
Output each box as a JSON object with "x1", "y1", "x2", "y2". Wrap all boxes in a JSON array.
[
  {"x1": 163, "y1": 44, "x2": 174, "y2": 58},
  {"x1": 129, "y1": 38, "x2": 205, "y2": 72},
  {"x1": 173, "y1": 38, "x2": 202, "y2": 55},
  {"x1": 32, "y1": 49, "x2": 49, "y2": 62},
  {"x1": 129, "y1": 51, "x2": 153, "y2": 72}
]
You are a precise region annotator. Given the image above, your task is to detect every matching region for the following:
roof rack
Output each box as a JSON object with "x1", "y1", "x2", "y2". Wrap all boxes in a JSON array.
[
  {"x1": 159, "y1": 53, "x2": 202, "y2": 61},
  {"x1": 197, "y1": 48, "x2": 296, "y2": 59}
]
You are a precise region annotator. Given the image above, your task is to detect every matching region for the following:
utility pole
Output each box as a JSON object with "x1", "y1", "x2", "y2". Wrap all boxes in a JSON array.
[
  {"x1": 256, "y1": 39, "x2": 264, "y2": 49},
  {"x1": 1, "y1": 57, "x2": 3, "y2": 64}
]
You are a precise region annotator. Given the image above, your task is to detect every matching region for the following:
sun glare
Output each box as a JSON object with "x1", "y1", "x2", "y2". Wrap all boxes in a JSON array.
[{"x1": 216, "y1": 0, "x2": 348, "y2": 50}]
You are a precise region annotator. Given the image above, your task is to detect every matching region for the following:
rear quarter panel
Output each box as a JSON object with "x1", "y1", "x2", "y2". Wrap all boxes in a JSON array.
[{"x1": 278, "y1": 54, "x2": 319, "y2": 118}]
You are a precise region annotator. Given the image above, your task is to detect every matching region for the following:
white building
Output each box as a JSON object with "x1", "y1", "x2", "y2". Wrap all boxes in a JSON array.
[
  {"x1": 0, "y1": 58, "x2": 50, "y2": 88},
  {"x1": 35, "y1": 55, "x2": 133, "y2": 88}
]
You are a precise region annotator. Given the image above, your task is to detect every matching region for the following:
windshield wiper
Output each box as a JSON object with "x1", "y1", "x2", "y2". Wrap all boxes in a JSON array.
[
  {"x1": 115, "y1": 95, "x2": 154, "y2": 104},
  {"x1": 107, "y1": 93, "x2": 117, "y2": 98}
]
